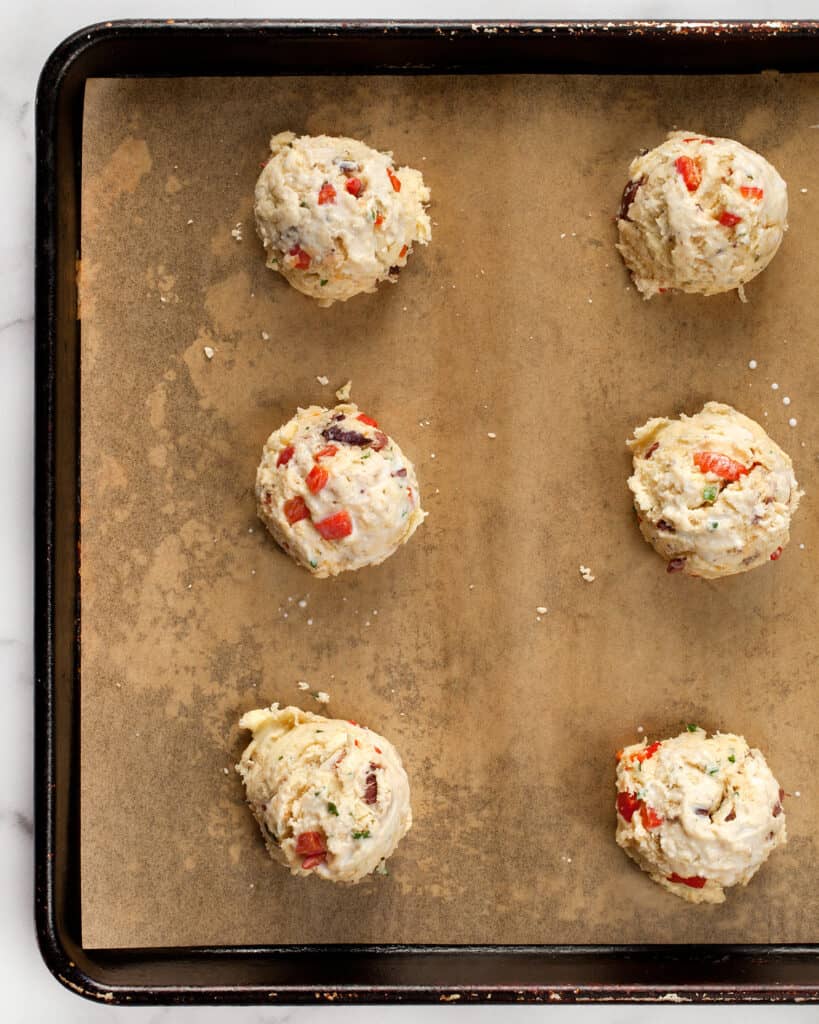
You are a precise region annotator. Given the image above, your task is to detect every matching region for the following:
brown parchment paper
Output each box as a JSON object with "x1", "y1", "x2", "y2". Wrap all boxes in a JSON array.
[{"x1": 80, "y1": 73, "x2": 819, "y2": 949}]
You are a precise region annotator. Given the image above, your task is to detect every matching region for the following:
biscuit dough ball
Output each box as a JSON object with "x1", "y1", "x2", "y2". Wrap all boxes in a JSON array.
[
  {"x1": 238, "y1": 704, "x2": 412, "y2": 883},
  {"x1": 627, "y1": 402, "x2": 801, "y2": 579},
  {"x1": 256, "y1": 403, "x2": 425, "y2": 577},
  {"x1": 615, "y1": 727, "x2": 787, "y2": 904},
  {"x1": 617, "y1": 131, "x2": 788, "y2": 298},
  {"x1": 254, "y1": 132, "x2": 431, "y2": 306}
]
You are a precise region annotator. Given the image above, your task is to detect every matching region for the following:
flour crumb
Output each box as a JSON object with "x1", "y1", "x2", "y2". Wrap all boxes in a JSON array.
[
  {"x1": 261, "y1": 330, "x2": 270, "y2": 341},
  {"x1": 336, "y1": 380, "x2": 352, "y2": 401},
  {"x1": 800, "y1": 187, "x2": 809, "y2": 194},
  {"x1": 223, "y1": 767, "x2": 229, "y2": 775},
  {"x1": 536, "y1": 606, "x2": 548, "y2": 614},
  {"x1": 297, "y1": 681, "x2": 310, "y2": 691},
  {"x1": 737, "y1": 284, "x2": 748, "y2": 304},
  {"x1": 231, "y1": 222, "x2": 243, "y2": 241},
  {"x1": 314, "y1": 691, "x2": 330, "y2": 705},
  {"x1": 748, "y1": 359, "x2": 758, "y2": 370},
  {"x1": 789, "y1": 417, "x2": 798, "y2": 427},
  {"x1": 316, "y1": 375, "x2": 329, "y2": 386},
  {"x1": 579, "y1": 565, "x2": 596, "y2": 583},
  {"x1": 297, "y1": 598, "x2": 308, "y2": 609},
  {"x1": 487, "y1": 432, "x2": 497, "y2": 439},
  {"x1": 186, "y1": 218, "x2": 194, "y2": 225},
  {"x1": 203, "y1": 346, "x2": 215, "y2": 360}
]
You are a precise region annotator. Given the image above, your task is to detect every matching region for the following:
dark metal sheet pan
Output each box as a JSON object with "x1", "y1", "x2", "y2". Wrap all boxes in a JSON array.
[{"x1": 35, "y1": 19, "x2": 819, "y2": 1004}]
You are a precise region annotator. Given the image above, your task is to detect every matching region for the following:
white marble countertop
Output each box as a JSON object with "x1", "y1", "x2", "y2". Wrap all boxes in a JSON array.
[{"x1": 2, "y1": 0, "x2": 817, "y2": 1019}]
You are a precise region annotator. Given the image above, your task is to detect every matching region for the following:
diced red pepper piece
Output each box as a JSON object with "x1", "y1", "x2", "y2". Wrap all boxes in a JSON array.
[
  {"x1": 374, "y1": 746, "x2": 382, "y2": 754},
  {"x1": 306, "y1": 464, "x2": 329, "y2": 494},
  {"x1": 375, "y1": 213, "x2": 384, "y2": 228},
  {"x1": 386, "y1": 167, "x2": 402, "y2": 192},
  {"x1": 283, "y1": 495, "x2": 310, "y2": 525},
  {"x1": 345, "y1": 177, "x2": 363, "y2": 197},
  {"x1": 301, "y1": 853, "x2": 326, "y2": 870},
  {"x1": 288, "y1": 245, "x2": 311, "y2": 270},
  {"x1": 640, "y1": 805, "x2": 664, "y2": 830},
  {"x1": 694, "y1": 451, "x2": 749, "y2": 482},
  {"x1": 718, "y1": 210, "x2": 742, "y2": 227},
  {"x1": 615, "y1": 748, "x2": 624, "y2": 762},
  {"x1": 357, "y1": 413, "x2": 379, "y2": 428},
  {"x1": 347, "y1": 720, "x2": 358, "y2": 726},
  {"x1": 616, "y1": 791, "x2": 641, "y2": 823},
  {"x1": 276, "y1": 445, "x2": 295, "y2": 468},
  {"x1": 295, "y1": 831, "x2": 326, "y2": 856},
  {"x1": 632, "y1": 741, "x2": 662, "y2": 764},
  {"x1": 399, "y1": 244, "x2": 408, "y2": 259},
  {"x1": 770, "y1": 546, "x2": 783, "y2": 561},
  {"x1": 668, "y1": 873, "x2": 707, "y2": 889},
  {"x1": 364, "y1": 764, "x2": 378, "y2": 804},
  {"x1": 314, "y1": 445, "x2": 338, "y2": 461},
  {"x1": 318, "y1": 182, "x2": 336, "y2": 205},
  {"x1": 675, "y1": 155, "x2": 702, "y2": 192},
  {"x1": 683, "y1": 137, "x2": 714, "y2": 145},
  {"x1": 315, "y1": 510, "x2": 353, "y2": 540},
  {"x1": 740, "y1": 186, "x2": 764, "y2": 201}
]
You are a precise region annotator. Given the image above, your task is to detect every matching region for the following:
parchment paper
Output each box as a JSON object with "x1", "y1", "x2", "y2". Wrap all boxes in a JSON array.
[{"x1": 80, "y1": 73, "x2": 819, "y2": 949}]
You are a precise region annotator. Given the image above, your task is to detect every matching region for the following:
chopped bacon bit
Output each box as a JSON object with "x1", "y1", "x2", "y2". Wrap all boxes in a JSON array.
[
  {"x1": 615, "y1": 749, "x2": 624, "y2": 762},
  {"x1": 372, "y1": 430, "x2": 388, "y2": 451},
  {"x1": 314, "y1": 445, "x2": 338, "y2": 461},
  {"x1": 693, "y1": 451, "x2": 748, "y2": 482},
  {"x1": 357, "y1": 413, "x2": 379, "y2": 428},
  {"x1": 295, "y1": 831, "x2": 326, "y2": 856},
  {"x1": 263, "y1": 492, "x2": 273, "y2": 506},
  {"x1": 322, "y1": 424, "x2": 370, "y2": 447},
  {"x1": 640, "y1": 804, "x2": 664, "y2": 830},
  {"x1": 386, "y1": 167, "x2": 402, "y2": 192},
  {"x1": 631, "y1": 741, "x2": 661, "y2": 764},
  {"x1": 773, "y1": 801, "x2": 783, "y2": 817},
  {"x1": 288, "y1": 244, "x2": 311, "y2": 270},
  {"x1": 347, "y1": 720, "x2": 358, "y2": 726},
  {"x1": 770, "y1": 546, "x2": 783, "y2": 561},
  {"x1": 718, "y1": 210, "x2": 742, "y2": 227},
  {"x1": 318, "y1": 182, "x2": 337, "y2": 205},
  {"x1": 345, "y1": 177, "x2": 363, "y2": 197},
  {"x1": 779, "y1": 787, "x2": 785, "y2": 800},
  {"x1": 644, "y1": 441, "x2": 660, "y2": 459},
  {"x1": 683, "y1": 137, "x2": 714, "y2": 144},
  {"x1": 301, "y1": 853, "x2": 326, "y2": 870},
  {"x1": 306, "y1": 464, "x2": 329, "y2": 494},
  {"x1": 668, "y1": 873, "x2": 707, "y2": 889},
  {"x1": 375, "y1": 213, "x2": 384, "y2": 228},
  {"x1": 667, "y1": 557, "x2": 687, "y2": 574},
  {"x1": 616, "y1": 791, "x2": 641, "y2": 823},
  {"x1": 283, "y1": 495, "x2": 310, "y2": 525},
  {"x1": 725, "y1": 808, "x2": 736, "y2": 822},
  {"x1": 740, "y1": 186, "x2": 764, "y2": 201},
  {"x1": 364, "y1": 765, "x2": 378, "y2": 804},
  {"x1": 276, "y1": 445, "x2": 295, "y2": 468},
  {"x1": 392, "y1": 467, "x2": 407, "y2": 478},
  {"x1": 675, "y1": 155, "x2": 702, "y2": 192},
  {"x1": 315, "y1": 510, "x2": 353, "y2": 540},
  {"x1": 656, "y1": 519, "x2": 675, "y2": 533}
]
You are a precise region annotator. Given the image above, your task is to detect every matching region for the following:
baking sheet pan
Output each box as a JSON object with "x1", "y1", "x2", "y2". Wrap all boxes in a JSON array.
[{"x1": 36, "y1": 20, "x2": 819, "y2": 1002}]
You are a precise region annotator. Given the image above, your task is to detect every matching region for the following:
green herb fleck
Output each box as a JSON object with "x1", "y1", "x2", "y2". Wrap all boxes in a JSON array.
[
  {"x1": 300, "y1": 200, "x2": 308, "y2": 208},
  {"x1": 703, "y1": 485, "x2": 718, "y2": 503},
  {"x1": 328, "y1": 802, "x2": 339, "y2": 816},
  {"x1": 708, "y1": 520, "x2": 719, "y2": 531},
  {"x1": 686, "y1": 723, "x2": 699, "y2": 732},
  {"x1": 278, "y1": 755, "x2": 283, "y2": 760},
  {"x1": 728, "y1": 754, "x2": 736, "y2": 763},
  {"x1": 309, "y1": 559, "x2": 318, "y2": 568},
  {"x1": 315, "y1": 729, "x2": 323, "y2": 733},
  {"x1": 371, "y1": 208, "x2": 377, "y2": 221},
  {"x1": 320, "y1": 279, "x2": 328, "y2": 286},
  {"x1": 708, "y1": 766, "x2": 719, "y2": 776},
  {"x1": 352, "y1": 829, "x2": 371, "y2": 840}
]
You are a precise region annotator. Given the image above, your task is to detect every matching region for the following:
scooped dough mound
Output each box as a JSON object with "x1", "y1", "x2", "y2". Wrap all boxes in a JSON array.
[
  {"x1": 627, "y1": 401, "x2": 801, "y2": 579},
  {"x1": 238, "y1": 704, "x2": 412, "y2": 883},
  {"x1": 617, "y1": 131, "x2": 788, "y2": 298},
  {"x1": 615, "y1": 727, "x2": 787, "y2": 904},
  {"x1": 256, "y1": 403, "x2": 425, "y2": 577},
  {"x1": 254, "y1": 132, "x2": 431, "y2": 305}
]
